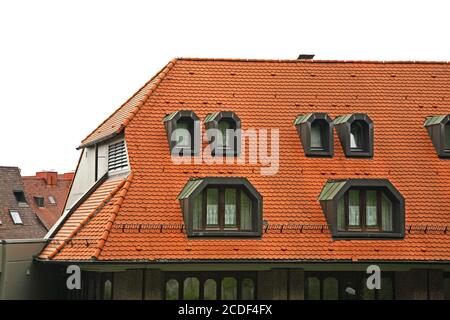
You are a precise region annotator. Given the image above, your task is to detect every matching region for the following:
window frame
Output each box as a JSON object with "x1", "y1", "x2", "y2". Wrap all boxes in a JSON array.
[
  {"x1": 163, "y1": 110, "x2": 200, "y2": 156},
  {"x1": 294, "y1": 112, "x2": 334, "y2": 157},
  {"x1": 205, "y1": 111, "x2": 241, "y2": 157},
  {"x1": 179, "y1": 177, "x2": 262, "y2": 238},
  {"x1": 34, "y1": 196, "x2": 45, "y2": 208},
  {"x1": 334, "y1": 113, "x2": 374, "y2": 158},
  {"x1": 9, "y1": 210, "x2": 23, "y2": 225},
  {"x1": 13, "y1": 190, "x2": 28, "y2": 206},
  {"x1": 319, "y1": 179, "x2": 405, "y2": 239},
  {"x1": 338, "y1": 187, "x2": 395, "y2": 232}
]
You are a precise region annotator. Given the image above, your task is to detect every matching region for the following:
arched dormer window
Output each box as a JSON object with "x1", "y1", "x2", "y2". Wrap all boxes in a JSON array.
[
  {"x1": 294, "y1": 113, "x2": 334, "y2": 157},
  {"x1": 204, "y1": 111, "x2": 241, "y2": 156},
  {"x1": 424, "y1": 114, "x2": 450, "y2": 158},
  {"x1": 334, "y1": 113, "x2": 373, "y2": 157},
  {"x1": 163, "y1": 110, "x2": 200, "y2": 156}
]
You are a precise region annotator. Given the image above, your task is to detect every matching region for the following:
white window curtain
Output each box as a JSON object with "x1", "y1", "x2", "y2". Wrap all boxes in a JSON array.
[
  {"x1": 366, "y1": 190, "x2": 377, "y2": 227},
  {"x1": 224, "y1": 189, "x2": 236, "y2": 226},
  {"x1": 206, "y1": 189, "x2": 219, "y2": 225},
  {"x1": 348, "y1": 190, "x2": 360, "y2": 226},
  {"x1": 192, "y1": 193, "x2": 202, "y2": 230},
  {"x1": 381, "y1": 193, "x2": 393, "y2": 231},
  {"x1": 218, "y1": 120, "x2": 231, "y2": 147},
  {"x1": 240, "y1": 192, "x2": 252, "y2": 230}
]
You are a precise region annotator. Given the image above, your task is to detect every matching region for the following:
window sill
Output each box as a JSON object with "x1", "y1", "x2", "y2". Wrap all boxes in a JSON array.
[
  {"x1": 188, "y1": 230, "x2": 261, "y2": 238},
  {"x1": 333, "y1": 231, "x2": 404, "y2": 240}
]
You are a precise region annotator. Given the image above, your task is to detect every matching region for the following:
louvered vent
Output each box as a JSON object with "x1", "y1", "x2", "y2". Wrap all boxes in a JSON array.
[{"x1": 108, "y1": 141, "x2": 128, "y2": 172}]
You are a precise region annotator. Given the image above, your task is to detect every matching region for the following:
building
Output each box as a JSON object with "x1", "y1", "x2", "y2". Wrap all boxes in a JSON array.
[
  {"x1": 23, "y1": 171, "x2": 74, "y2": 230},
  {"x1": 37, "y1": 58, "x2": 450, "y2": 300},
  {"x1": 0, "y1": 168, "x2": 73, "y2": 299}
]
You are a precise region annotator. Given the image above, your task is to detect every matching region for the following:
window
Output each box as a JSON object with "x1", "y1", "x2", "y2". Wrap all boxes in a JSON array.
[
  {"x1": 319, "y1": 179, "x2": 404, "y2": 239},
  {"x1": 103, "y1": 280, "x2": 112, "y2": 300},
  {"x1": 48, "y1": 196, "x2": 56, "y2": 205},
  {"x1": 164, "y1": 272, "x2": 256, "y2": 300},
  {"x1": 337, "y1": 188, "x2": 394, "y2": 232},
  {"x1": 294, "y1": 113, "x2": 334, "y2": 157},
  {"x1": 205, "y1": 111, "x2": 241, "y2": 156},
  {"x1": 178, "y1": 177, "x2": 262, "y2": 237},
  {"x1": 13, "y1": 191, "x2": 28, "y2": 206},
  {"x1": 108, "y1": 140, "x2": 128, "y2": 172},
  {"x1": 424, "y1": 115, "x2": 450, "y2": 158},
  {"x1": 10, "y1": 210, "x2": 23, "y2": 224},
  {"x1": 305, "y1": 272, "x2": 394, "y2": 300},
  {"x1": 334, "y1": 113, "x2": 373, "y2": 157},
  {"x1": 163, "y1": 110, "x2": 200, "y2": 156},
  {"x1": 34, "y1": 197, "x2": 45, "y2": 208}
]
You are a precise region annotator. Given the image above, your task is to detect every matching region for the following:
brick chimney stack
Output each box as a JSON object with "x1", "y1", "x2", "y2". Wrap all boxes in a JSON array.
[{"x1": 36, "y1": 171, "x2": 58, "y2": 186}]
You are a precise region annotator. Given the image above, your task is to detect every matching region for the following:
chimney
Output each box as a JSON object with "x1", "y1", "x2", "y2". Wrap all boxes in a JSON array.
[
  {"x1": 36, "y1": 171, "x2": 58, "y2": 186},
  {"x1": 297, "y1": 54, "x2": 315, "y2": 60}
]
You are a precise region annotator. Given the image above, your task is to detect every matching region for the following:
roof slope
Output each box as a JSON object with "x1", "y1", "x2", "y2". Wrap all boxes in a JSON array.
[
  {"x1": 0, "y1": 167, "x2": 47, "y2": 239},
  {"x1": 80, "y1": 60, "x2": 177, "y2": 148},
  {"x1": 40, "y1": 174, "x2": 132, "y2": 260},
  {"x1": 42, "y1": 58, "x2": 450, "y2": 262}
]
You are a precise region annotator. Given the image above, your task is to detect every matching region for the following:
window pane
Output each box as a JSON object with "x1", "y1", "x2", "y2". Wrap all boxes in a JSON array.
[
  {"x1": 366, "y1": 190, "x2": 377, "y2": 227},
  {"x1": 310, "y1": 122, "x2": 323, "y2": 149},
  {"x1": 183, "y1": 277, "x2": 200, "y2": 300},
  {"x1": 323, "y1": 277, "x2": 338, "y2": 300},
  {"x1": 224, "y1": 189, "x2": 236, "y2": 226},
  {"x1": 221, "y1": 277, "x2": 237, "y2": 300},
  {"x1": 378, "y1": 275, "x2": 394, "y2": 300},
  {"x1": 381, "y1": 193, "x2": 393, "y2": 231},
  {"x1": 103, "y1": 280, "x2": 112, "y2": 300},
  {"x1": 241, "y1": 278, "x2": 255, "y2": 300},
  {"x1": 175, "y1": 121, "x2": 191, "y2": 147},
  {"x1": 348, "y1": 190, "x2": 360, "y2": 226},
  {"x1": 240, "y1": 192, "x2": 253, "y2": 230},
  {"x1": 204, "y1": 279, "x2": 217, "y2": 300},
  {"x1": 306, "y1": 277, "x2": 320, "y2": 300},
  {"x1": 206, "y1": 189, "x2": 219, "y2": 226},
  {"x1": 10, "y1": 210, "x2": 23, "y2": 224},
  {"x1": 337, "y1": 196, "x2": 345, "y2": 230},
  {"x1": 218, "y1": 120, "x2": 231, "y2": 147},
  {"x1": 350, "y1": 122, "x2": 362, "y2": 149},
  {"x1": 445, "y1": 123, "x2": 450, "y2": 150},
  {"x1": 165, "y1": 279, "x2": 179, "y2": 300},
  {"x1": 193, "y1": 193, "x2": 202, "y2": 230}
]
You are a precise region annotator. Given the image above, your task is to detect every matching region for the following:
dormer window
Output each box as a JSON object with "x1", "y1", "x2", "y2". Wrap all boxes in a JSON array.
[
  {"x1": 424, "y1": 114, "x2": 450, "y2": 158},
  {"x1": 108, "y1": 140, "x2": 128, "y2": 172},
  {"x1": 318, "y1": 179, "x2": 404, "y2": 239},
  {"x1": 294, "y1": 113, "x2": 334, "y2": 157},
  {"x1": 13, "y1": 191, "x2": 28, "y2": 206},
  {"x1": 163, "y1": 110, "x2": 200, "y2": 156},
  {"x1": 334, "y1": 114, "x2": 373, "y2": 157},
  {"x1": 178, "y1": 177, "x2": 262, "y2": 237},
  {"x1": 205, "y1": 111, "x2": 241, "y2": 156}
]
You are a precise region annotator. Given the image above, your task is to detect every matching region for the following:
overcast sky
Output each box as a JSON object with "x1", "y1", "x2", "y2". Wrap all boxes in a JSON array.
[{"x1": 0, "y1": 0, "x2": 449, "y2": 175}]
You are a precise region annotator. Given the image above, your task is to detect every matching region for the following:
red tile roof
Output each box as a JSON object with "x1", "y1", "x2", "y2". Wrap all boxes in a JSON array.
[
  {"x1": 41, "y1": 58, "x2": 450, "y2": 262},
  {"x1": 22, "y1": 172, "x2": 73, "y2": 230}
]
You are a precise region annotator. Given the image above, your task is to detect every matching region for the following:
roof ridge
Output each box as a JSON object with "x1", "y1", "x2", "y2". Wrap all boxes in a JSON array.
[
  {"x1": 178, "y1": 57, "x2": 450, "y2": 65},
  {"x1": 47, "y1": 177, "x2": 128, "y2": 259},
  {"x1": 92, "y1": 172, "x2": 134, "y2": 260},
  {"x1": 80, "y1": 58, "x2": 178, "y2": 146}
]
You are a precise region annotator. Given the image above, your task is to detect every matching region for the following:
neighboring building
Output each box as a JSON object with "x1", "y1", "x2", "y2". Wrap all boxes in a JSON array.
[
  {"x1": 23, "y1": 171, "x2": 74, "y2": 230},
  {"x1": 37, "y1": 58, "x2": 450, "y2": 300},
  {"x1": 0, "y1": 167, "x2": 47, "y2": 239},
  {"x1": 0, "y1": 169, "x2": 73, "y2": 299}
]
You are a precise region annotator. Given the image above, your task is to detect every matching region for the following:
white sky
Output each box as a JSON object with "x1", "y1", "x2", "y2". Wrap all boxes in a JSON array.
[{"x1": 0, "y1": 0, "x2": 449, "y2": 175}]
